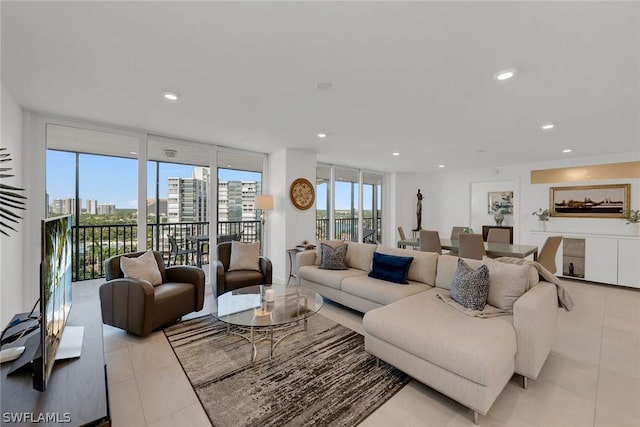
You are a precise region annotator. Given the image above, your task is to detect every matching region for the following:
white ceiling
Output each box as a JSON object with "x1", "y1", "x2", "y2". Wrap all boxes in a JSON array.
[{"x1": 2, "y1": 1, "x2": 639, "y2": 173}]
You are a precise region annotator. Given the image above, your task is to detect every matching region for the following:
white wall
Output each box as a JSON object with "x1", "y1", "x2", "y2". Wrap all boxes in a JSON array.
[
  {"x1": 267, "y1": 149, "x2": 317, "y2": 283},
  {"x1": 394, "y1": 152, "x2": 640, "y2": 245},
  {"x1": 1, "y1": 84, "x2": 25, "y2": 325}
]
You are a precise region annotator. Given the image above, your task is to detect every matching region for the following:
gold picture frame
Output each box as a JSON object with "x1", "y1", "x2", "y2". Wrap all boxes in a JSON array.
[{"x1": 550, "y1": 184, "x2": 630, "y2": 218}]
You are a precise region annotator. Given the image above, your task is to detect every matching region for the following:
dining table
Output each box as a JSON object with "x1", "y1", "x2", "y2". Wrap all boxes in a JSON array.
[
  {"x1": 186, "y1": 235, "x2": 209, "y2": 267},
  {"x1": 397, "y1": 237, "x2": 539, "y2": 260}
]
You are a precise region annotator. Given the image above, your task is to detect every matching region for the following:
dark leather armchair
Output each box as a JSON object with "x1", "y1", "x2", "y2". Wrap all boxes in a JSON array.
[
  {"x1": 215, "y1": 241, "x2": 272, "y2": 297},
  {"x1": 100, "y1": 251, "x2": 205, "y2": 337}
]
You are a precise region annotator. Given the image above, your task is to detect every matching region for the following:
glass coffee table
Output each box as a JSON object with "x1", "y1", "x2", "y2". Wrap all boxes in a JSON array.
[{"x1": 212, "y1": 285, "x2": 323, "y2": 365}]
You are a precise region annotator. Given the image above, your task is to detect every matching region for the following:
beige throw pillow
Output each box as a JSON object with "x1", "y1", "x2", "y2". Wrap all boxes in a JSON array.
[
  {"x1": 345, "y1": 241, "x2": 377, "y2": 271},
  {"x1": 228, "y1": 241, "x2": 261, "y2": 272},
  {"x1": 120, "y1": 251, "x2": 162, "y2": 286},
  {"x1": 482, "y1": 256, "x2": 530, "y2": 311}
]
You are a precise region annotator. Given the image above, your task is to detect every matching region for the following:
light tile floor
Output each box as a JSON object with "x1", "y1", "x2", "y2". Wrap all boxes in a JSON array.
[{"x1": 81, "y1": 273, "x2": 640, "y2": 426}]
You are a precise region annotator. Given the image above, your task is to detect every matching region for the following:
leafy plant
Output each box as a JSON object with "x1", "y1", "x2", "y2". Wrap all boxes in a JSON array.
[
  {"x1": 622, "y1": 209, "x2": 640, "y2": 224},
  {"x1": 0, "y1": 147, "x2": 27, "y2": 237},
  {"x1": 532, "y1": 208, "x2": 550, "y2": 222}
]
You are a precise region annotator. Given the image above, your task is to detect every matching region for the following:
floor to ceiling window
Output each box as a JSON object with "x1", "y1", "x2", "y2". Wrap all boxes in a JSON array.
[
  {"x1": 334, "y1": 167, "x2": 360, "y2": 241},
  {"x1": 44, "y1": 120, "x2": 269, "y2": 279},
  {"x1": 146, "y1": 136, "x2": 211, "y2": 267},
  {"x1": 315, "y1": 165, "x2": 331, "y2": 240},
  {"x1": 316, "y1": 164, "x2": 383, "y2": 244},
  {"x1": 217, "y1": 151, "x2": 264, "y2": 245},
  {"x1": 46, "y1": 124, "x2": 139, "y2": 280},
  {"x1": 363, "y1": 172, "x2": 383, "y2": 243}
]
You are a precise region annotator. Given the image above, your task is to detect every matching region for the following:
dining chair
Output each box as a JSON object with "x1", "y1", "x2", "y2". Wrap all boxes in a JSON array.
[
  {"x1": 450, "y1": 226, "x2": 466, "y2": 240},
  {"x1": 458, "y1": 233, "x2": 486, "y2": 260},
  {"x1": 487, "y1": 228, "x2": 511, "y2": 244},
  {"x1": 537, "y1": 236, "x2": 563, "y2": 274},
  {"x1": 419, "y1": 230, "x2": 442, "y2": 254},
  {"x1": 398, "y1": 226, "x2": 407, "y2": 241},
  {"x1": 167, "y1": 235, "x2": 197, "y2": 266}
]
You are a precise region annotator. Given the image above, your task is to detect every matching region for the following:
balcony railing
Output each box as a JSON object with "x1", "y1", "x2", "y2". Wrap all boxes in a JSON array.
[
  {"x1": 72, "y1": 217, "x2": 378, "y2": 281},
  {"x1": 73, "y1": 220, "x2": 261, "y2": 281},
  {"x1": 316, "y1": 217, "x2": 382, "y2": 243}
]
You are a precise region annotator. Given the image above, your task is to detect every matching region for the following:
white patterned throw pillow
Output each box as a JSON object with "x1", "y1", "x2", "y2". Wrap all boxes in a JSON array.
[
  {"x1": 449, "y1": 258, "x2": 490, "y2": 311},
  {"x1": 120, "y1": 251, "x2": 163, "y2": 286}
]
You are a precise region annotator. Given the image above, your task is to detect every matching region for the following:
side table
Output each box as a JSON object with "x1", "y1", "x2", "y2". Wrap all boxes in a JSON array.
[{"x1": 287, "y1": 247, "x2": 314, "y2": 285}]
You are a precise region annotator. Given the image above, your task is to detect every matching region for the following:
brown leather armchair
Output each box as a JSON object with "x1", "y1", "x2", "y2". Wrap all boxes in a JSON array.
[
  {"x1": 100, "y1": 251, "x2": 205, "y2": 337},
  {"x1": 215, "y1": 241, "x2": 272, "y2": 297}
]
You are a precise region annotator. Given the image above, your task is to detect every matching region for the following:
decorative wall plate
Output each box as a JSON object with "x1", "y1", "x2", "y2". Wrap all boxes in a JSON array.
[{"x1": 289, "y1": 178, "x2": 315, "y2": 210}]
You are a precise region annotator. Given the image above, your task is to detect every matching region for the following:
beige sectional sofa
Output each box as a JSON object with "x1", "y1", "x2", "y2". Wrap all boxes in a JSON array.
[{"x1": 296, "y1": 242, "x2": 559, "y2": 424}]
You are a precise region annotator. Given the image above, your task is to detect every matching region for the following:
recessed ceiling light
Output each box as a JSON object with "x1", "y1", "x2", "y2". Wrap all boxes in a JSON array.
[
  {"x1": 316, "y1": 81, "x2": 333, "y2": 90},
  {"x1": 562, "y1": 149, "x2": 572, "y2": 153},
  {"x1": 161, "y1": 91, "x2": 180, "y2": 101},
  {"x1": 438, "y1": 164, "x2": 445, "y2": 168},
  {"x1": 494, "y1": 69, "x2": 517, "y2": 81},
  {"x1": 317, "y1": 133, "x2": 327, "y2": 138},
  {"x1": 129, "y1": 151, "x2": 137, "y2": 155},
  {"x1": 541, "y1": 123, "x2": 555, "y2": 130},
  {"x1": 392, "y1": 152, "x2": 400, "y2": 156},
  {"x1": 227, "y1": 164, "x2": 232, "y2": 167}
]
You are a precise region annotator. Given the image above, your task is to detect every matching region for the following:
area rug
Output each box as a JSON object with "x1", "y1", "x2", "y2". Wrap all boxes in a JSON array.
[{"x1": 164, "y1": 314, "x2": 411, "y2": 427}]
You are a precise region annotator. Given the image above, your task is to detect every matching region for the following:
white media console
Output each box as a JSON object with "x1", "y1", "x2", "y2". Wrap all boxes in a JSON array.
[{"x1": 530, "y1": 231, "x2": 640, "y2": 288}]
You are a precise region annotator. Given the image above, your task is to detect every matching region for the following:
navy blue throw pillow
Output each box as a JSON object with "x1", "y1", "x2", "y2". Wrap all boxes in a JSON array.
[{"x1": 368, "y1": 252, "x2": 414, "y2": 284}]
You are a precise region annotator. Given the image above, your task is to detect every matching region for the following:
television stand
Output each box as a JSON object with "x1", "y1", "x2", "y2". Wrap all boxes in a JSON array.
[{"x1": 1, "y1": 298, "x2": 110, "y2": 426}]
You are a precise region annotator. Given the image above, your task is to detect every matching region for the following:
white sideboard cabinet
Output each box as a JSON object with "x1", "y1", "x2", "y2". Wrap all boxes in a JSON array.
[{"x1": 530, "y1": 231, "x2": 640, "y2": 288}]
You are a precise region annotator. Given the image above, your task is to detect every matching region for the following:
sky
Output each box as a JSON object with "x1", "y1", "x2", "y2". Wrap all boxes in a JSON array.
[{"x1": 46, "y1": 151, "x2": 379, "y2": 210}]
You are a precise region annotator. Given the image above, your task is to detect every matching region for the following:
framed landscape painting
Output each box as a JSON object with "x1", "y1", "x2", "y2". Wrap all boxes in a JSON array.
[
  {"x1": 550, "y1": 184, "x2": 630, "y2": 218},
  {"x1": 488, "y1": 191, "x2": 514, "y2": 214}
]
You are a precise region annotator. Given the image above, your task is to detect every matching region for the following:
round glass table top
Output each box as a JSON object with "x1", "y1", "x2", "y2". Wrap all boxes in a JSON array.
[{"x1": 212, "y1": 285, "x2": 323, "y2": 328}]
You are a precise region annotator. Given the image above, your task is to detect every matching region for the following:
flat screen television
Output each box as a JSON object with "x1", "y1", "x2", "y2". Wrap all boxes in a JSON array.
[{"x1": 33, "y1": 214, "x2": 72, "y2": 391}]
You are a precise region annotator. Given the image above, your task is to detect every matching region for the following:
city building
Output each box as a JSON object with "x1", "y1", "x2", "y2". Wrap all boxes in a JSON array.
[
  {"x1": 51, "y1": 197, "x2": 79, "y2": 215},
  {"x1": 97, "y1": 203, "x2": 116, "y2": 215},
  {"x1": 86, "y1": 199, "x2": 98, "y2": 215},
  {"x1": 167, "y1": 167, "x2": 209, "y2": 223},
  {"x1": 146, "y1": 198, "x2": 167, "y2": 219}
]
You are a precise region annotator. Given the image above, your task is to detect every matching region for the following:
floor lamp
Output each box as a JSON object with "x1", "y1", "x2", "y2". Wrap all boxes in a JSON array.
[{"x1": 254, "y1": 195, "x2": 274, "y2": 254}]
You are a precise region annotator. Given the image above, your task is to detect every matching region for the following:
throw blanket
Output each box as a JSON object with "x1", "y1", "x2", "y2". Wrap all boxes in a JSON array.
[
  {"x1": 436, "y1": 291, "x2": 511, "y2": 318},
  {"x1": 493, "y1": 257, "x2": 574, "y2": 311}
]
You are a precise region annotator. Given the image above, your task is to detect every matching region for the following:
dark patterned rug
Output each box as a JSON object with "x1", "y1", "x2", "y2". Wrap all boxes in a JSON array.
[{"x1": 164, "y1": 314, "x2": 410, "y2": 427}]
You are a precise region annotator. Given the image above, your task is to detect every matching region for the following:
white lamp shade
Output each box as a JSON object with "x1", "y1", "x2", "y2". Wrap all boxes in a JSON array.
[{"x1": 254, "y1": 195, "x2": 274, "y2": 210}]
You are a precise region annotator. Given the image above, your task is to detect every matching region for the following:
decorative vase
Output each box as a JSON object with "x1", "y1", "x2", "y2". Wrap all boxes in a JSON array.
[
  {"x1": 538, "y1": 220, "x2": 547, "y2": 231},
  {"x1": 494, "y1": 212, "x2": 504, "y2": 226}
]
